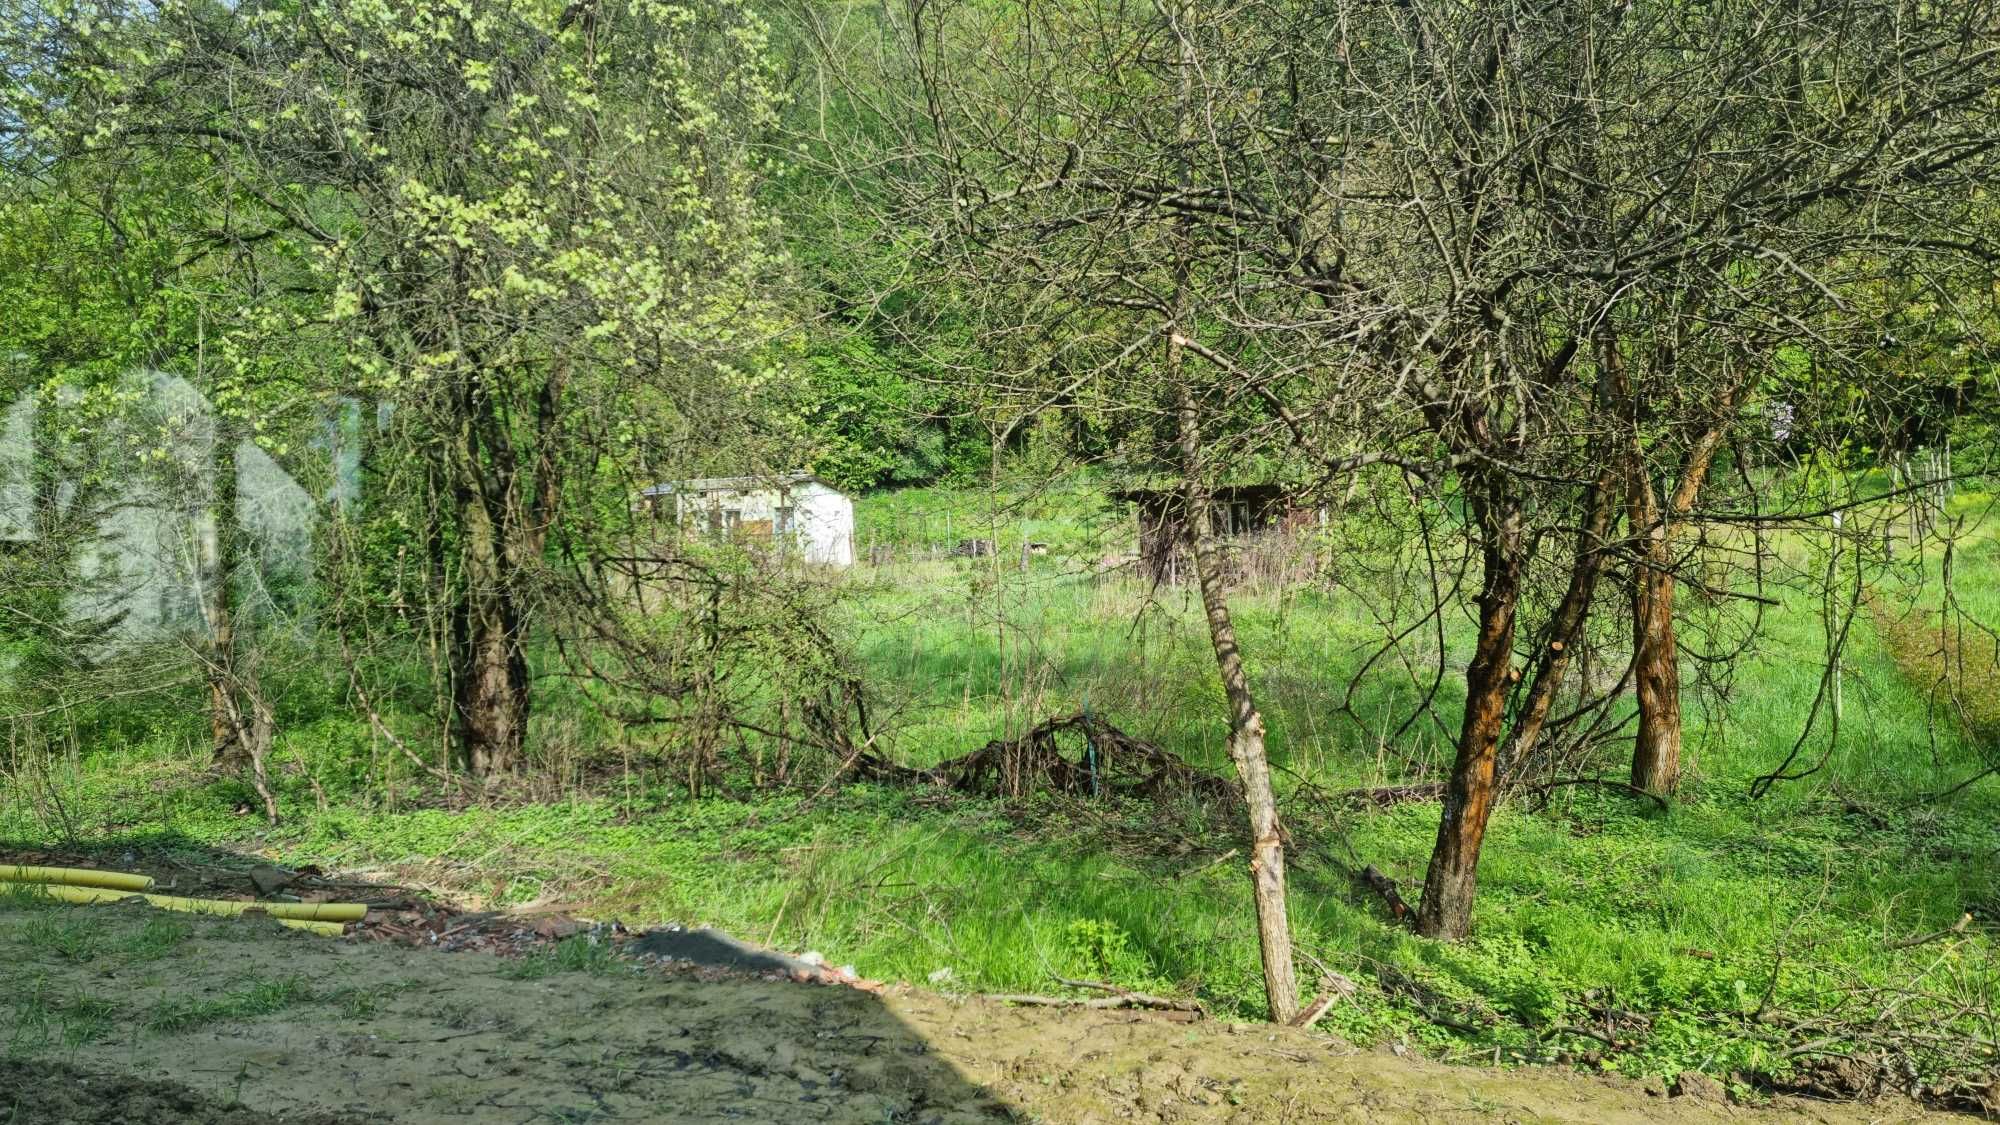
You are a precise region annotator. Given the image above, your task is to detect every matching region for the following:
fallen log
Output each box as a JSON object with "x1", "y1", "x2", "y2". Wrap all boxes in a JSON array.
[
  {"x1": 1289, "y1": 993, "x2": 1339, "y2": 1030},
  {"x1": 1288, "y1": 973, "x2": 1357, "y2": 1030},
  {"x1": 1359, "y1": 864, "x2": 1410, "y2": 922},
  {"x1": 983, "y1": 991, "x2": 1201, "y2": 1013},
  {"x1": 1335, "y1": 782, "x2": 1446, "y2": 807}
]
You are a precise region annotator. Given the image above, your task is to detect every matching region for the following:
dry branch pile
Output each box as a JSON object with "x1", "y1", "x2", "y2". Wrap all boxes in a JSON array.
[{"x1": 856, "y1": 713, "x2": 1237, "y2": 802}]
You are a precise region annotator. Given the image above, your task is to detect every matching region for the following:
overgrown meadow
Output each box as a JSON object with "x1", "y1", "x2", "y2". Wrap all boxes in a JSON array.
[{"x1": 4, "y1": 480, "x2": 1997, "y2": 1092}]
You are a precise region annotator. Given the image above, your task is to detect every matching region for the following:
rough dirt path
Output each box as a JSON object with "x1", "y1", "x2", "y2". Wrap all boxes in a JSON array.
[{"x1": 0, "y1": 900, "x2": 1962, "y2": 1124}]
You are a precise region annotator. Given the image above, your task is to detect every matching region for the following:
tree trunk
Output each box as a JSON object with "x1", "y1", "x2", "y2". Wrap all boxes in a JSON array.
[
  {"x1": 208, "y1": 615, "x2": 243, "y2": 767},
  {"x1": 246, "y1": 688, "x2": 278, "y2": 823},
  {"x1": 1628, "y1": 545, "x2": 1682, "y2": 796},
  {"x1": 1626, "y1": 410, "x2": 1729, "y2": 798},
  {"x1": 1155, "y1": 6, "x2": 1294, "y2": 1018},
  {"x1": 205, "y1": 433, "x2": 246, "y2": 768},
  {"x1": 1498, "y1": 463, "x2": 1618, "y2": 778},
  {"x1": 213, "y1": 656, "x2": 281, "y2": 825},
  {"x1": 1416, "y1": 497, "x2": 1521, "y2": 941},
  {"x1": 1626, "y1": 460, "x2": 1681, "y2": 796},
  {"x1": 203, "y1": 431, "x2": 279, "y2": 823},
  {"x1": 451, "y1": 483, "x2": 528, "y2": 776},
  {"x1": 1174, "y1": 393, "x2": 1300, "y2": 1023}
]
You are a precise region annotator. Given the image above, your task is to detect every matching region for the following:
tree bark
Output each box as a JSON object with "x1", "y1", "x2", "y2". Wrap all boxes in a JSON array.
[
  {"x1": 203, "y1": 430, "x2": 279, "y2": 823},
  {"x1": 1154, "y1": 0, "x2": 1294, "y2": 1022},
  {"x1": 1627, "y1": 410, "x2": 1731, "y2": 798},
  {"x1": 211, "y1": 655, "x2": 281, "y2": 825},
  {"x1": 1416, "y1": 490, "x2": 1522, "y2": 941},
  {"x1": 1628, "y1": 545, "x2": 1682, "y2": 796},
  {"x1": 207, "y1": 434, "x2": 245, "y2": 770},
  {"x1": 1175, "y1": 390, "x2": 1300, "y2": 1024},
  {"x1": 451, "y1": 481, "x2": 529, "y2": 776},
  {"x1": 1498, "y1": 462, "x2": 1618, "y2": 777},
  {"x1": 208, "y1": 611, "x2": 243, "y2": 767}
]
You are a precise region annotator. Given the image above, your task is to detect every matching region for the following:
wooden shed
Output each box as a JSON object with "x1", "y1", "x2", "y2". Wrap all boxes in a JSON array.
[{"x1": 1109, "y1": 483, "x2": 1315, "y2": 584}]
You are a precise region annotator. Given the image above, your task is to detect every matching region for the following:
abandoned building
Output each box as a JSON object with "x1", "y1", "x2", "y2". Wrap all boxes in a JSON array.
[
  {"x1": 1110, "y1": 483, "x2": 1319, "y2": 584},
  {"x1": 640, "y1": 471, "x2": 855, "y2": 567}
]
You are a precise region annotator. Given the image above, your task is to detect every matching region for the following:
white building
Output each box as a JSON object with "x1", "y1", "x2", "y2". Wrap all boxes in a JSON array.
[{"x1": 641, "y1": 471, "x2": 855, "y2": 567}]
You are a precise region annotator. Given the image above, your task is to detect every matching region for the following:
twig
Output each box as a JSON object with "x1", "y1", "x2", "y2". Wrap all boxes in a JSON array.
[
  {"x1": 1916, "y1": 764, "x2": 2000, "y2": 805},
  {"x1": 338, "y1": 632, "x2": 454, "y2": 784},
  {"x1": 1885, "y1": 913, "x2": 1971, "y2": 950},
  {"x1": 764, "y1": 885, "x2": 794, "y2": 948},
  {"x1": 1523, "y1": 776, "x2": 1668, "y2": 811},
  {"x1": 1186, "y1": 848, "x2": 1239, "y2": 878},
  {"x1": 1756, "y1": 859, "x2": 1831, "y2": 1022},
  {"x1": 1552, "y1": 1024, "x2": 1620, "y2": 1048}
]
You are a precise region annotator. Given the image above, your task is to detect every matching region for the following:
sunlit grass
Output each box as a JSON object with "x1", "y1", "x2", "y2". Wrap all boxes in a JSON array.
[{"x1": 2, "y1": 485, "x2": 1996, "y2": 1085}]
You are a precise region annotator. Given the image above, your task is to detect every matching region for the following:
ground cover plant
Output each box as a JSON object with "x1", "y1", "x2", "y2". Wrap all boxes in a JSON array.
[
  {"x1": 5, "y1": 0, "x2": 2000, "y2": 1117},
  {"x1": 5, "y1": 481, "x2": 1996, "y2": 1106}
]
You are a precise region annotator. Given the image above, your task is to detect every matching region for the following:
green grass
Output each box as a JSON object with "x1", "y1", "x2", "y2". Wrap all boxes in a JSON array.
[
  {"x1": 6, "y1": 975, "x2": 120, "y2": 1052},
  {"x1": 853, "y1": 474, "x2": 1126, "y2": 561},
  {"x1": 144, "y1": 975, "x2": 316, "y2": 1034},
  {"x1": 500, "y1": 934, "x2": 627, "y2": 980},
  {"x1": 21, "y1": 913, "x2": 98, "y2": 963},
  {"x1": 2, "y1": 484, "x2": 1997, "y2": 1089},
  {"x1": 0, "y1": 883, "x2": 62, "y2": 910},
  {"x1": 59, "y1": 994, "x2": 119, "y2": 1047},
  {"x1": 119, "y1": 915, "x2": 192, "y2": 962}
]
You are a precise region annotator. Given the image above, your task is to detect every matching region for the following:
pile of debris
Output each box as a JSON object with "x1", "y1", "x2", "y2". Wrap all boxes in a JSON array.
[{"x1": 855, "y1": 712, "x2": 1237, "y2": 802}]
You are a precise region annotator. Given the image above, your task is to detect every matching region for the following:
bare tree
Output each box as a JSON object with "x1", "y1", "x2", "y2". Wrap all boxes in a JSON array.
[
  {"x1": 784, "y1": 0, "x2": 1352, "y2": 1015},
  {"x1": 794, "y1": 0, "x2": 2000, "y2": 941},
  {"x1": 1286, "y1": 0, "x2": 1995, "y2": 923}
]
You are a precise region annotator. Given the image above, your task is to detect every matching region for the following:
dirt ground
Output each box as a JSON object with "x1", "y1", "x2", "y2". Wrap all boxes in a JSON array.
[{"x1": 0, "y1": 899, "x2": 1970, "y2": 1124}]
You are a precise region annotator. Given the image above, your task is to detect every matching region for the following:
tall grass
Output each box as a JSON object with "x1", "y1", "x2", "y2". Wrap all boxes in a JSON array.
[{"x1": 1, "y1": 481, "x2": 1996, "y2": 1085}]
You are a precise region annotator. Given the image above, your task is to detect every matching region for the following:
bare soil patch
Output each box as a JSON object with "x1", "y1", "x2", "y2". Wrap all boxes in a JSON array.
[
  {"x1": 0, "y1": 899, "x2": 1966, "y2": 1123},
  {"x1": 0, "y1": 1057, "x2": 368, "y2": 1125}
]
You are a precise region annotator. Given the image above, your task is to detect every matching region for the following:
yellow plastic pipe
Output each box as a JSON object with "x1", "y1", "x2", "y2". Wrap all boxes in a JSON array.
[
  {"x1": 275, "y1": 918, "x2": 350, "y2": 937},
  {"x1": 24, "y1": 883, "x2": 366, "y2": 924},
  {"x1": 1, "y1": 865, "x2": 156, "y2": 892}
]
